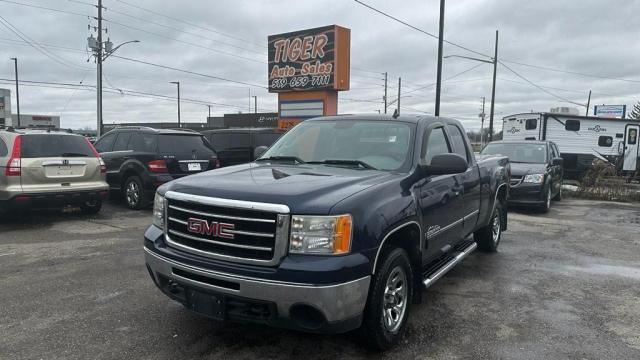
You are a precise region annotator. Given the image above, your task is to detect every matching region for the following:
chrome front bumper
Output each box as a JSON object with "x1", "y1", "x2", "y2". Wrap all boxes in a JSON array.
[{"x1": 144, "y1": 247, "x2": 371, "y2": 324}]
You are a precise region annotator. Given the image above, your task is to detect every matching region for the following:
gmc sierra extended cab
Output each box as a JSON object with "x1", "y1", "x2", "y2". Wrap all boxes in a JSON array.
[{"x1": 144, "y1": 115, "x2": 510, "y2": 350}]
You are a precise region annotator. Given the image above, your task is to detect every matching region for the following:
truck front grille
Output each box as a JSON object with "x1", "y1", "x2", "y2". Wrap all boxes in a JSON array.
[{"x1": 163, "y1": 191, "x2": 290, "y2": 266}]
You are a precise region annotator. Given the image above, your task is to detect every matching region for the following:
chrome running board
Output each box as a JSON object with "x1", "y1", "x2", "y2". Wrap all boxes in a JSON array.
[{"x1": 423, "y1": 241, "x2": 477, "y2": 289}]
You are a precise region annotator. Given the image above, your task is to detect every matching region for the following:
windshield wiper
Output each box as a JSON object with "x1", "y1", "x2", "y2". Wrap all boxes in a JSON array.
[
  {"x1": 255, "y1": 156, "x2": 306, "y2": 164},
  {"x1": 307, "y1": 159, "x2": 378, "y2": 170}
]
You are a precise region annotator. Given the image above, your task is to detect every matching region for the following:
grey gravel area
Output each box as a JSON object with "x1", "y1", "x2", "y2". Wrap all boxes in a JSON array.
[{"x1": 1, "y1": 198, "x2": 639, "y2": 359}]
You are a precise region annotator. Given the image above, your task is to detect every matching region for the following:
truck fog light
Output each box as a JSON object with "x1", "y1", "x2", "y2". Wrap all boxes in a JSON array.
[
  {"x1": 289, "y1": 215, "x2": 352, "y2": 255},
  {"x1": 152, "y1": 193, "x2": 165, "y2": 229}
]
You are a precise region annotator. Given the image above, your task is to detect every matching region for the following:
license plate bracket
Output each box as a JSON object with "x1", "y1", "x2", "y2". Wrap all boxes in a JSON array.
[
  {"x1": 187, "y1": 163, "x2": 201, "y2": 171},
  {"x1": 186, "y1": 289, "x2": 225, "y2": 320}
]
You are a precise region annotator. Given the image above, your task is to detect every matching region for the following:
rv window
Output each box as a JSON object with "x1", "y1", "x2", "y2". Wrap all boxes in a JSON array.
[
  {"x1": 565, "y1": 120, "x2": 580, "y2": 131},
  {"x1": 629, "y1": 129, "x2": 638, "y2": 145},
  {"x1": 598, "y1": 136, "x2": 613, "y2": 147},
  {"x1": 525, "y1": 119, "x2": 537, "y2": 130}
]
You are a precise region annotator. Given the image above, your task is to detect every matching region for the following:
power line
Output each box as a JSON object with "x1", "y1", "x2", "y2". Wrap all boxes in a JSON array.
[
  {"x1": 501, "y1": 59, "x2": 640, "y2": 84},
  {"x1": 103, "y1": 19, "x2": 266, "y2": 64},
  {"x1": 113, "y1": 0, "x2": 263, "y2": 49},
  {"x1": 110, "y1": 55, "x2": 267, "y2": 89},
  {"x1": 0, "y1": 15, "x2": 90, "y2": 71},
  {"x1": 104, "y1": 6, "x2": 267, "y2": 56},
  {"x1": 0, "y1": 0, "x2": 90, "y2": 17},
  {"x1": 498, "y1": 61, "x2": 586, "y2": 107},
  {"x1": 353, "y1": 0, "x2": 492, "y2": 59},
  {"x1": 403, "y1": 63, "x2": 487, "y2": 95}
]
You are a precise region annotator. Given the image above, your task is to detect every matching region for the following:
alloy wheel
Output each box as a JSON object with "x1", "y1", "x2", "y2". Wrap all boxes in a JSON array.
[{"x1": 382, "y1": 266, "x2": 408, "y2": 333}]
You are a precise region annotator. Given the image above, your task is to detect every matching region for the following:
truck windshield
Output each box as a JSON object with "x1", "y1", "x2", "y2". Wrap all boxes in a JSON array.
[
  {"x1": 260, "y1": 120, "x2": 414, "y2": 171},
  {"x1": 481, "y1": 143, "x2": 547, "y2": 163}
]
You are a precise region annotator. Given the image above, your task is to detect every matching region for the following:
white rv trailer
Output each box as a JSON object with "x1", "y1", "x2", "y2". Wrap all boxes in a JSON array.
[{"x1": 502, "y1": 112, "x2": 640, "y2": 175}]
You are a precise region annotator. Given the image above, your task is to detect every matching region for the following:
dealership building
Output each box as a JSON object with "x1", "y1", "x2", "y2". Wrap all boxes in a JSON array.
[{"x1": 0, "y1": 88, "x2": 61, "y2": 128}]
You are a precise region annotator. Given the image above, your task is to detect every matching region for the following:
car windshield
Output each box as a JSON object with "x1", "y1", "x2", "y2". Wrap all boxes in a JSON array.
[
  {"x1": 158, "y1": 134, "x2": 214, "y2": 155},
  {"x1": 259, "y1": 120, "x2": 414, "y2": 171},
  {"x1": 481, "y1": 143, "x2": 547, "y2": 163},
  {"x1": 21, "y1": 134, "x2": 94, "y2": 158}
]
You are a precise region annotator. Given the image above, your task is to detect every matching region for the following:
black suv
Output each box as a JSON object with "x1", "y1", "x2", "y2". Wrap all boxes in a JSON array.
[
  {"x1": 201, "y1": 128, "x2": 282, "y2": 167},
  {"x1": 94, "y1": 127, "x2": 218, "y2": 209}
]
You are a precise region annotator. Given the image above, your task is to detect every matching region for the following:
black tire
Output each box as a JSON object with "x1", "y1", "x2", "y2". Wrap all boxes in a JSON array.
[
  {"x1": 540, "y1": 186, "x2": 551, "y2": 213},
  {"x1": 474, "y1": 201, "x2": 503, "y2": 252},
  {"x1": 80, "y1": 198, "x2": 102, "y2": 215},
  {"x1": 552, "y1": 184, "x2": 562, "y2": 201},
  {"x1": 123, "y1": 175, "x2": 147, "y2": 210},
  {"x1": 361, "y1": 247, "x2": 413, "y2": 351}
]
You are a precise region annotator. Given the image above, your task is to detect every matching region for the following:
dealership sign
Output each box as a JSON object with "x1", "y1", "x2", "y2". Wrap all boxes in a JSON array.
[
  {"x1": 594, "y1": 105, "x2": 626, "y2": 119},
  {"x1": 268, "y1": 25, "x2": 350, "y2": 92}
]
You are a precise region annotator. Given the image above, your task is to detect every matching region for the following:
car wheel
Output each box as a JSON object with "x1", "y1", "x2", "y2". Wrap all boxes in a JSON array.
[
  {"x1": 80, "y1": 198, "x2": 102, "y2": 215},
  {"x1": 474, "y1": 201, "x2": 503, "y2": 252},
  {"x1": 541, "y1": 186, "x2": 551, "y2": 213},
  {"x1": 124, "y1": 175, "x2": 146, "y2": 210},
  {"x1": 361, "y1": 247, "x2": 413, "y2": 351}
]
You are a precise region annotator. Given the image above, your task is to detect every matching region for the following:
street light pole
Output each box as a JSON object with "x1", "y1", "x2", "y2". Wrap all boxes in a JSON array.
[
  {"x1": 96, "y1": 0, "x2": 103, "y2": 136},
  {"x1": 10, "y1": 57, "x2": 20, "y2": 127},
  {"x1": 208, "y1": 105, "x2": 211, "y2": 119},
  {"x1": 170, "y1": 81, "x2": 181, "y2": 127},
  {"x1": 252, "y1": 95, "x2": 257, "y2": 114},
  {"x1": 488, "y1": 30, "x2": 498, "y2": 142},
  {"x1": 434, "y1": 0, "x2": 445, "y2": 116}
]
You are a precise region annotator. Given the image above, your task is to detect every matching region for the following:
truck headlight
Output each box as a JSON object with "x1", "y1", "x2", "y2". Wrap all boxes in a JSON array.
[
  {"x1": 289, "y1": 215, "x2": 352, "y2": 255},
  {"x1": 523, "y1": 174, "x2": 544, "y2": 184},
  {"x1": 152, "y1": 193, "x2": 165, "y2": 229}
]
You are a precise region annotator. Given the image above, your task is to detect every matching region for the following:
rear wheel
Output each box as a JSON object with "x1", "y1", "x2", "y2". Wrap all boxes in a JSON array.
[
  {"x1": 123, "y1": 175, "x2": 146, "y2": 210},
  {"x1": 474, "y1": 202, "x2": 503, "y2": 252},
  {"x1": 361, "y1": 247, "x2": 413, "y2": 351},
  {"x1": 80, "y1": 198, "x2": 102, "y2": 215}
]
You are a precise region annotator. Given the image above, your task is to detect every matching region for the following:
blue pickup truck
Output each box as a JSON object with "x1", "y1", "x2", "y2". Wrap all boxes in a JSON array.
[{"x1": 144, "y1": 115, "x2": 510, "y2": 350}]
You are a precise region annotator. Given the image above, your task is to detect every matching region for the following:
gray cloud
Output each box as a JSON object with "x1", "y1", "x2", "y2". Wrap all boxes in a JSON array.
[{"x1": 0, "y1": 0, "x2": 638, "y2": 132}]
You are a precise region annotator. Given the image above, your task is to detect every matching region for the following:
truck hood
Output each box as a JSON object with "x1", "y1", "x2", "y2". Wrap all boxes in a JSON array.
[
  {"x1": 161, "y1": 162, "x2": 397, "y2": 214},
  {"x1": 510, "y1": 162, "x2": 547, "y2": 177}
]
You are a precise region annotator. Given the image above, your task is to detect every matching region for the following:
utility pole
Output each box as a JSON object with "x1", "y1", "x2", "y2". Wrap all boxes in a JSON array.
[
  {"x1": 585, "y1": 90, "x2": 592, "y2": 116},
  {"x1": 488, "y1": 30, "x2": 498, "y2": 142},
  {"x1": 96, "y1": 0, "x2": 103, "y2": 136},
  {"x1": 170, "y1": 81, "x2": 181, "y2": 127},
  {"x1": 383, "y1": 72, "x2": 388, "y2": 114},
  {"x1": 480, "y1": 96, "x2": 486, "y2": 147},
  {"x1": 208, "y1": 105, "x2": 211, "y2": 119},
  {"x1": 397, "y1": 77, "x2": 401, "y2": 115},
  {"x1": 434, "y1": 0, "x2": 445, "y2": 116},
  {"x1": 10, "y1": 58, "x2": 20, "y2": 127},
  {"x1": 252, "y1": 95, "x2": 257, "y2": 114}
]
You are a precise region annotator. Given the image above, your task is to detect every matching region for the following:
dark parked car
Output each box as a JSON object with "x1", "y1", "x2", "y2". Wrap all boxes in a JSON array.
[
  {"x1": 145, "y1": 115, "x2": 510, "y2": 350},
  {"x1": 94, "y1": 127, "x2": 218, "y2": 209},
  {"x1": 480, "y1": 140, "x2": 563, "y2": 212},
  {"x1": 201, "y1": 128, "x2": 283, "y2": 167}
]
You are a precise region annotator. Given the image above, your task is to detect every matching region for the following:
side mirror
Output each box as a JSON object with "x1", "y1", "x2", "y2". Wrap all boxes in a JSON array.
[
  {"x1": 552, "y1": 157, "x2": 564, "y2": 166},
  {"x1": 421, "y1": 153, "x2": 468, "y2": 175},
  {"x1": 254, "y1": 146, "x2": 268, "y2": 159}
]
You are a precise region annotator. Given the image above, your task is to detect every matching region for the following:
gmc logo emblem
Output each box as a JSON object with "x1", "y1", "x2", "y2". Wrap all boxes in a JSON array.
[{"x1": 187, "y1": 217, "x2": 235, "y2": 239}]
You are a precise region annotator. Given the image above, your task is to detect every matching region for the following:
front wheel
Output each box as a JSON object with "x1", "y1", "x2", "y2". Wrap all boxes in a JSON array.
[
  {"x1": 474, "y1": 202, "x2": 503, "y2": 252},
  {"x1": 361, "y1": 247, "x2": 413, "y2": 351},
  {"x1": 553, "y1": 184, "x2": 562, "y2": 201},
  {"x1": 540, "y1": 186, "x2": 551, "y2": 213}
]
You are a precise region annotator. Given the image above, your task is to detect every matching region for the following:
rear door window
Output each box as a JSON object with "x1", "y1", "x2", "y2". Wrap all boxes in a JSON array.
[
  {"x1": 254, "y1": 132, "x2": 281, "y2": 148},
  {"x1": 21, "y1": 135, "x2": 94, "y2": 158},
  {"x1": 210, "y1": 133, "x2": 232, "y2": 151},
  {"x1": 158, "y1": 135, "x2": 213, "y2": 154},
  {"x1": 129, "y1": 133, "x2": 158, "y2": 153},
  {"x1": 113, "y1": 132, "x2": 132, "y2": 151},
  {"x1": 94, "y1": 133, "x2": 116, "y2": 153}
]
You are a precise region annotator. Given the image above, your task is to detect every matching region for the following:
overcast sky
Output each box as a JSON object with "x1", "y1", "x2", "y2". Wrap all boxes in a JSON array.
[{"x1": 1, "y1": 0, "x2": 639, "y2": 131}]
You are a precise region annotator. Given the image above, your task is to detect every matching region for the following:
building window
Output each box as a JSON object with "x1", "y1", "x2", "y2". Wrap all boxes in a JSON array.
[
  {"x1": 598, "y1": 136, "x2": 613, "y2": 147},
  {"x1": 565, "y1": 120, "x2": 580, "y2": 131},
  {"x1": 525, "y1": 119, "x2": 537, "y2": 130}
]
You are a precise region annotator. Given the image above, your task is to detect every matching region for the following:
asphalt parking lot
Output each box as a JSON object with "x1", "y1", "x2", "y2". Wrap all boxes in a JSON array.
[{"x1": 1, "y1": 198, "x2": 639, "y2": 359}]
